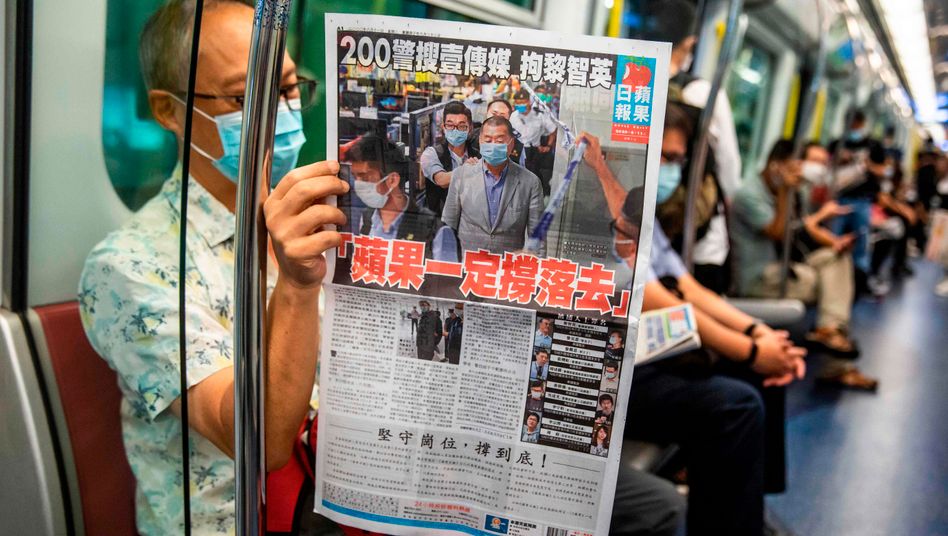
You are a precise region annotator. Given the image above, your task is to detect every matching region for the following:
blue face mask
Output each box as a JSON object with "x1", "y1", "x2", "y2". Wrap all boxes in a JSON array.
[
  {"x1": 514, "y1": 104, "x2": 528, "y2": 114},
  {"x1": 480, "y1": 142, "x2": 509, "y2": 165},
  {"x1": 444, "y1": 128, "x2": 468, "y2": 147},
  {"x1": 847, "y1": 128, "x2": 865, "y2": 143},
  {"x1": 656, "y1": 162, "x2": 682, "y2": 204},
  {"x1": 188, "y1": 98, "x2": 306, "y2": 188}
]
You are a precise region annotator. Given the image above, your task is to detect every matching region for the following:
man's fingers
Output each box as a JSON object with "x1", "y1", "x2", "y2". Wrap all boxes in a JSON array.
[
  {"x1": 281, "y1": 176, "x2": 349, "y2": 214},
  {"x1": 284, "y1": 230, "x2": 343, "y2": 260},
  {"x1": 271, "y1": 160, "x2": 341, "y2": 200},
  {"x1": 289, "y1": 204, "x2": 347, "y2": 237}
]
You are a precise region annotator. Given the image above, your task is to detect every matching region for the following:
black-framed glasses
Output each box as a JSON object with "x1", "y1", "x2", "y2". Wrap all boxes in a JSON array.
[{"x1": 181, "y1": 77, "x2": 318, "y2": 111}]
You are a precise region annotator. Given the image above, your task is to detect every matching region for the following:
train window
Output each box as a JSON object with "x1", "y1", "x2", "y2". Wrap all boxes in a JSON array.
[
  {"x1": 103, "y1": 0, "x2": 179, "y2": 210},
  {"x1": 726, "y1": 43, "x2": 774, "y2": 177},
  {"x1": 101, "y1": 1, "x2": 480, "y2": 211}
]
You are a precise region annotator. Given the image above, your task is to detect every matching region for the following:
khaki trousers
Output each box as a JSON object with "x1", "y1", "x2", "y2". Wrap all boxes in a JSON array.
[{"x1": 749, "y1": 247, "x2": 854, "y2": 330}]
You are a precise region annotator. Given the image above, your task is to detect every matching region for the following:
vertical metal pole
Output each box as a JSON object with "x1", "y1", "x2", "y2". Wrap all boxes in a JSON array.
[
  {"x1": 681, "y1": 0, "x2": 745, "y2": 270},
  {"x1": 780, "y1": 0, "x2": 829, "y2": 297},
  {"x1": 234, "y1": 1, "x2": 292, "y2": 534}
]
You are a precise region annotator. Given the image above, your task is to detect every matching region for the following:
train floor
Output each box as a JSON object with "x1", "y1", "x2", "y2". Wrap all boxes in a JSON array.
[{"x1": 766, "y1": 258, "x2": 948, "y2": 536}]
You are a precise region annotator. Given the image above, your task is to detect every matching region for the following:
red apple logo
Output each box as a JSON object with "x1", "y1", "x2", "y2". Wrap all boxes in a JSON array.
[{"x1": 622, "y1": 60, "x2": 652, "y2": 88}]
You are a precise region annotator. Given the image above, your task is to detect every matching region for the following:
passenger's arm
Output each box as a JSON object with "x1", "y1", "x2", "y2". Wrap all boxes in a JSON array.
[
  {"x1": 172, "y1": 162, "x2": 348, "y2": 471},
  {"x1": 643, "y1": 280, "x2": 799, "y2": 377},
  {"x1": 803, "y1": 201, "x2": 854, "y2": 250},
  {"x1": 677, "y1": 273, "x2": 758, "y2": 332},
  {"x1": 761, "y1": 185, "x2": 792, "y2": 242}
]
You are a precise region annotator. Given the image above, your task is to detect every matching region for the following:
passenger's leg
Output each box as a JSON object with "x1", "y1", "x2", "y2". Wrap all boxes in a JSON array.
[
  {"x1": 805, "y1": 248, "x2": 853, "y2": 329},
  {"x1": 751, "y1": 261, "x2": 818, "y2": 303},
  {"x1": 610, "y1": 466, "x2": 685, "y2": 536},
  {"x1": 624, "y1": 362, "x2": 765, "y2": 536}
]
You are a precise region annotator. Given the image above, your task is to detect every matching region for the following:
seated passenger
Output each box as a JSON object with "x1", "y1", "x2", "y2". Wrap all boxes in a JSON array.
[
  {"x1": 78, "y1": 1, "x2": 347, "y2": 533},
  {"x1": 635, "y1": 1, "x2": 739, "y2": 293},
  {"x1": 441, "y1": 116, "x2": 544, "y2": 254},
  {"x1": 418, "y1": 100, "x2": 479, "y2": 216},
  {"x1": 731, "y1": 139, "x2": 878, "y2": 390},
  {"x1": 581, "y1": 126, "x2": 807, "y2": 535}
]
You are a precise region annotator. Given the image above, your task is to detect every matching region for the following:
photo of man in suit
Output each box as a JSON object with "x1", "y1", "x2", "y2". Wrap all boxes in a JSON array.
[{"x1": 441, "y1": 116, "x2": 544, "y2": 254}]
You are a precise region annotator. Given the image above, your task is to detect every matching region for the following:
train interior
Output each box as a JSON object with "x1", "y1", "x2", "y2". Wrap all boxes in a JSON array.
[{"x1": 1, "y1": 0, "x2": 947, "y2": 535}]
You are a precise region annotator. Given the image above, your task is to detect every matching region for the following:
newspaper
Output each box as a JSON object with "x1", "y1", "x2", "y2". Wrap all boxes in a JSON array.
[
  {"x1": 317, "y1": 14, "x2": 670, "y2": 536},
  {"x1": 633, "y1": 304, "x2": 701, "y2": 366}
]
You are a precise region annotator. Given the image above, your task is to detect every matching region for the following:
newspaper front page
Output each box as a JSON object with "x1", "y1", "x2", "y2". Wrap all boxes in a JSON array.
[{"x1": 317, "y1": 14, "x2": 670, "y2": 536}]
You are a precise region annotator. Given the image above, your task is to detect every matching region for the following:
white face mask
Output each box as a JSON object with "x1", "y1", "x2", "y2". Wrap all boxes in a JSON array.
[
  {"x1": 353, "y1": 174, "x2": 396, "y2": 208},
  {"x1": 801, "y1": 161, "x2": 829, "y2": 185},
  {"x1": 605, "y1": 371, "x2": 617, "y2": 380},
  {"x1": 680, "y1": 52, "x2": 694, "y2": 73},
  {"x1": 531, "y1": 391, "x2": 543, "y2": 400}
]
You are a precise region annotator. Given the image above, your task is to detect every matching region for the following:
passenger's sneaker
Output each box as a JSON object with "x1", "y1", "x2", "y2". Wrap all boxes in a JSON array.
[{"x1": 868, "y1": 275, "x2": 890, "y2": 297}]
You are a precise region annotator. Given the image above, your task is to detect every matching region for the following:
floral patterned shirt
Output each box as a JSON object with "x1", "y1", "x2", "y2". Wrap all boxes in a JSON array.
[{"x1": 79, "y1": 170, "x2": 275, "y2": 535}]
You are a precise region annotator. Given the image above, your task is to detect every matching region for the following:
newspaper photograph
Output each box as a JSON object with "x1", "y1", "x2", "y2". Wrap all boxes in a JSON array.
[{"x1": 317, "y1": 14, "x2": 670, "y2": 536}]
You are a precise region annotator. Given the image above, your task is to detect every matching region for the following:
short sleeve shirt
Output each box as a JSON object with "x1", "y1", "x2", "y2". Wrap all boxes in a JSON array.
[
  {"x1": 509, "y1": 109, "x2": 556, "y2": 147},
  {"x1": 730, "y1": 176, "x2": 778, "y2": 293},
  {"x1": 648, "y1": 221, "x2": 688, "y2": 282},
  {"x1": 79, "y1": 169, "x2": 276, "y2": 535},
  {"x1": 420, "y1": 145, "x2": 466, "y2": 183}
]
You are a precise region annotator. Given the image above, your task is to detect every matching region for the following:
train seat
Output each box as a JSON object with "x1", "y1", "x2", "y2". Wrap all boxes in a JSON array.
[
  {"x1": 29, "y1": 302, "x2": 137, "y2": 536},
  {"x1": 726, "y1": 298, "x2": 807, "y2": 329}
]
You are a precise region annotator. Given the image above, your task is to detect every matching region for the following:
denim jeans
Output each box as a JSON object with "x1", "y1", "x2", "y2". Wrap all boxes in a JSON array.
[{"x1": 830, "y1": 197, "x2": 872, "y2": 272}]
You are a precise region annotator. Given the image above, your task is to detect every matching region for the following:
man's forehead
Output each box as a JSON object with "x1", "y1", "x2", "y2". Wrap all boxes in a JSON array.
[{"x1": 444, "y1": 113, "x2": 469, "y2": 123}]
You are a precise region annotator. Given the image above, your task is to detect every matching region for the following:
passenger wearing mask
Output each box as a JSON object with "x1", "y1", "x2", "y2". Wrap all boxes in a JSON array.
[
  {"x1": 600, "y1": 361, "x2": 620, "y2": 391},
  {"x1": 731, "y1": 140, "x2": 878, "y2": 390},
  {"x1": 582, "y1": 117, "x2": 807, "y2": 534},
  {"x1": 419, "y1": 100, "x2": 480, "y2": 215},
  {"x1": 347, "y1": 134, "x2": 442, "y2": 250},
  {"x1": 79, "y1": 1, "x2": 348, "y2": 533},
  {"x1": 469, "y1": 98, "x2": 526, "y2": 166},
  {"x1": 800, "y1": 141, "x2": 833, "y2": 213},
  {"x1": 509, "y1": 88, "x2": 558, "y2": 195},
  {"x1": 442, "y1": 116, "x2": 544, "y2": 254},
  {"x1": 828, "y1": 110, "x2": 877, "y2": 281},
  {"x1": 635, "y1": 0, "x2": 739, "y2": 294}
]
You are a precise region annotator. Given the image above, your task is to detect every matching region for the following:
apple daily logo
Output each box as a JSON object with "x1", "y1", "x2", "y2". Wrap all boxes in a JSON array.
[{"x1": 610, "y1": 56, "x2": 655, "y2": 145}]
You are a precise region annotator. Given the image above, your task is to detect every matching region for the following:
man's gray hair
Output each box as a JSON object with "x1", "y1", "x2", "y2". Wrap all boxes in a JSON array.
[{"x1": 139, "y1": 0, "x2": 253, "y2": 91}]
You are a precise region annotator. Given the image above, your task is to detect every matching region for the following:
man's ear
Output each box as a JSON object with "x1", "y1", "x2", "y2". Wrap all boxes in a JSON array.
[
  {"x1": 148, "y1": 90, "x2": 182, "y2": 135},
  {"x1": 385, "y1": 172, "x2": 401, "y2": 190}
]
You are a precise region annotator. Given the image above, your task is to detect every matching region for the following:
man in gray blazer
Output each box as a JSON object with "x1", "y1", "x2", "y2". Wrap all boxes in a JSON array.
[{"x1": 441, "y1": 116, "x2": 545, "y2": 255}]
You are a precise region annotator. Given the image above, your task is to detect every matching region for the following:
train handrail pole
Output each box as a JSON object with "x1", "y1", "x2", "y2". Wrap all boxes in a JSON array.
[
  {"x1": 780, "y1": 0, "x2": 829, "y2": 297},
  {"x1": 681, "y1": 0, "x2": 745, "y2": 269},
  {"x1": 233, "y1": 1, "x2": 292, "y2": 534}
]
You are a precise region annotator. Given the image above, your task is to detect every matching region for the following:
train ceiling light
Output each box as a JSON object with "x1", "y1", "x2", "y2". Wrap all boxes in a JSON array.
[{"x1": 878, "y1": 0, "x2": 938, "y2": 122}]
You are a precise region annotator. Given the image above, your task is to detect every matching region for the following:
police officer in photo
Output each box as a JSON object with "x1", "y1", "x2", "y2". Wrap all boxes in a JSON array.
[{"x1": 416, "y1": 299, "x2": 443, "y2": 360}]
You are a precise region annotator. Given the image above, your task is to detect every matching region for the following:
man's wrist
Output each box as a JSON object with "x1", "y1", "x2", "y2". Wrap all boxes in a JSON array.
[{"x1": 274, "y1": 277, "x2": 321, "y2": 305}]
